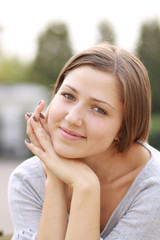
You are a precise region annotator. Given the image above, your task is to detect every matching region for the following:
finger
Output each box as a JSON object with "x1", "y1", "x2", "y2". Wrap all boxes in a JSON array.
[
  {"x1": 26, "y1": 113, "x2": 34, "y2": 138},
  {"x1": 25, "y1": 112, "x2": 32, "y2": 121},
  {"x1": 25, "y1": 99, "x2": 45, "y2": 122},
  {"x1": 25, "y1": 138, "x2": 46, "y2": 161},
  {"x1": 26, "y1": 123, "x2": 42, "y2": 149},
  {"x1": 34, "y1": 100, "x2": 46, "y2": 120},
  {"x1": 34, "y1": 100, "x2": 49, "y2": 132},
  {"x1": 39, "y1": 112, "x2": 48, "y2": 132},
  {"x1": 26, "y1": 113, "x2": 42, "y2": 149},
  {"x1": 30, "y1": 115, "x2": 53, "y2": 153},
  {"x1": 25, "y1": 100, "x2": 46, "y2": 148},
  {"x1": 25, "y1": 100, "x2": 45, "y2": 123}
]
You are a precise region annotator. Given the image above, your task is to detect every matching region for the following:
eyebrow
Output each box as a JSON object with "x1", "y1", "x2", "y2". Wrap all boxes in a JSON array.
[{"x1": 64, "y1": 84, "x2": 115, "y2": 110}]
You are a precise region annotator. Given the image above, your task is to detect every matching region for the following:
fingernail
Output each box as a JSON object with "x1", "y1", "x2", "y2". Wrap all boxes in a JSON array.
[
  {"x1": 25, "y1": 139, "x2": 31, "y2": 143},
  {"x1": 40, "y1": 113, "x2": 45, "y2": 119},
  {"x1": 38, "y1": 100, "x2": 42, "y2": 105},
  {"x1": 33, "y1": 116, "x2": 37, "y2": 122},
  {"x1": 26, "y1": 112, "x2": 31, "y2": 118}
]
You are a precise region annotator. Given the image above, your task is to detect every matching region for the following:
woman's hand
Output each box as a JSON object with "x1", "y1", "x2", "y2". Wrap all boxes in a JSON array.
[
  {"x1": 25, "y1": 100, "x2": 101, "y2": 240},
  {"x1": 25, "y1": 100, "x2": 48, "y2": 149},
  {"x1": 25, "y1": 101, "x2": 69, "y2": 240},
  {"x1": 25, "y1": 101, "x2": 99, "y2": 188}
]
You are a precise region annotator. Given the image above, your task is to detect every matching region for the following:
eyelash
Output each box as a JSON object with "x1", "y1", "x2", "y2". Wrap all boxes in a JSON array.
[
  {"x1": 62, "y1": 92, "x2": 75, "y2": 101},
  {"x1": 93, "y1": 107, "x2": 107, "y2": 115},
  {"x1": 61, "y1": 92, "x2": 107, "y2": 116}
]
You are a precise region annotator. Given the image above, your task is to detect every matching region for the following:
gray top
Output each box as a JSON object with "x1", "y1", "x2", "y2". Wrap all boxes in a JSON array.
[{"x1": 8, "y1": 143, "x2": 160, "y2": 240}]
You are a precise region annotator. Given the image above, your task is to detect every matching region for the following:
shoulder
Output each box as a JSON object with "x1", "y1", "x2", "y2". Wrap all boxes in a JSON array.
[
  {"x1": 141, "y1": 143, "x2": 160, "y2": 181},
  {"x1": 144, "y1": 142, "x2": 160, "y2": 161},
  {"x1": 10, "y1": 155, "x2": 45, "y2": 179},
  {"x1": 8, "y1": 156, "x2": 46, "y2": 199},
  {"x1": 128, "y1": 143, "x2": 160, "y2": 203},
  {"x1": 8, "y1": 156, "x2": 46, "y2": 234},
  {"x1": 121, "y1": 143, "x2": 160, "y2": 209},
  {"x1": 102, "y1": 144, "x2": 160, "y2": 239}
]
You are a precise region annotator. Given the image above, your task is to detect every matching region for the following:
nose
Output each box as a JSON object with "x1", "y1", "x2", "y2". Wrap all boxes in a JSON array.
[{"x1": 65, "y1": 104, "x2": 84, "y2": 126}]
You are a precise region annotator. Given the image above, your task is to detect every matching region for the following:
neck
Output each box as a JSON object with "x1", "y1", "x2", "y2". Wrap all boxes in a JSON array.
[
  {"x1": 84, "y1": 148, "x2": 125, "y2": 184},
  {"x1": 83, "y1": 142, "x2": 147, "y2": 185},
  {"x1": 44, "y1": 142, "x2": 150, "y2": 186}
]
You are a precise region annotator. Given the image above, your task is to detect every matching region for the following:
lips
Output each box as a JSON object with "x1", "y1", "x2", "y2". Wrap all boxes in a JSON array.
[{"x1": 59, "y1": 127, "x2": 86, "y2": 140}]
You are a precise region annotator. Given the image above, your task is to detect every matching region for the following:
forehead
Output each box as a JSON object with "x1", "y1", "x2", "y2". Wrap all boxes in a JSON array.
[
  {"x1": 61, "y1": 66, "x2": 122, "y2": 108},
  {"x1": 63, "y1": 66, "x2": 120, "y2": 93}
]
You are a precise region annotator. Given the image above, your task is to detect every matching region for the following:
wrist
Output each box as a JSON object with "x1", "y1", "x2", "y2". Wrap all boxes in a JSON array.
[
  {"x1": 45, "y1": 175, "x2": 66, "y2": 190},
  {"x1": 72, "y1": 174, "x2": 100, "y2": 194}
]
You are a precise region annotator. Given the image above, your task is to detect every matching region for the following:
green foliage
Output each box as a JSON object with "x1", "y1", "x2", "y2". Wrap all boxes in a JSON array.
[
  {"x1": 0, "y1": 56, "x2": 30, "y2": 83},
  {"x1": 149, "y1": 114, "x2": 160, "y2": 150},
  {"x1": 29, "y1": 22, "x2": 73, "y2": 87},
  {"x1": 96, "y1": 20, "x2": 116, "y2": 44},
  {"x1": 135, "y1": 20, "x2": 160, "y2": 114},
  {"x1": 150, "y1": 114, "x2": 160, "y2": 132}
]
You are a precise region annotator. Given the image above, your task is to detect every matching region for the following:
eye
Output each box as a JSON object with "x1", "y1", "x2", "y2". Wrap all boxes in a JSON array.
[
  {"x1": 62, "y1": 92, "x2": 75, "y2": 101},
  {"x1": 93, "y1": 106, "x2": 107, "y2": 115}
]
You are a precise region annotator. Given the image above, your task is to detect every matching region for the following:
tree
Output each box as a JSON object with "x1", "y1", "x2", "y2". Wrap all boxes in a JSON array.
[
  {"x1": 135, "y1": 20, "x2": 160, "y2": 114},
  {"x1": 0, "y1": 56, "x2": 30, "y2": 83},
  {"x1": 0, "y1": 25, "x2": 31, "y2": 84},
  {"x1": 0, "y1": 25, "x2": 4, "y2": 67},
  {"x1": 96, "y1": 20, "x2": 116, "y2": 45},
  {"x1": 30, "y1": 22, "x2": 73, "y2": 87}
]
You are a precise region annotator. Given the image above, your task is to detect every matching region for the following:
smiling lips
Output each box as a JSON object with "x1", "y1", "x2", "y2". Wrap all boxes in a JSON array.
[{"x1": 59, "y1": 127, "x2": 86, "y2": 141}]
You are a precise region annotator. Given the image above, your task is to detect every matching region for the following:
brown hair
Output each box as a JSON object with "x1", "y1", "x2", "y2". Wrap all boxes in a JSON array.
[{"x1": 53, "y1": 42, "x2": 151, "y2": 152}]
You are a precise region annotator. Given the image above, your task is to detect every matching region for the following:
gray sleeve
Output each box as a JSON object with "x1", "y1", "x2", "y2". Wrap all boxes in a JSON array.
[
  {"x1": 103, "y1": 179, "x2": 160, "y2": 240},
  {"x1": 8, "y1": 168, "x2": 103, "y2": 240},
  {"x1": 8, "y1": 159, "x2": 44, "y2": 240}
]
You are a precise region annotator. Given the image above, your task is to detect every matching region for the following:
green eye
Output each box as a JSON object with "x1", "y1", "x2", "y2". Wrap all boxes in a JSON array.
[
  {"x1": 62, "y1": 93, "x2": 75, "y2": 101},
  {"x1": 93, "y1": 107, "x2": 106, "y2": 115}
]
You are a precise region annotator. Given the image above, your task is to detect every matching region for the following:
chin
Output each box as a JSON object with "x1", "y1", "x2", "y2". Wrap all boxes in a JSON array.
[{"x1": 53, "y1": 143, "x2": 80, "y2": 159}]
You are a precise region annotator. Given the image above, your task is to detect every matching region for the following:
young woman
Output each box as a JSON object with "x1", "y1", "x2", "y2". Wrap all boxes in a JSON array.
[{"x1": 8, "y1": 42, "x2": 160, "y2": 240}]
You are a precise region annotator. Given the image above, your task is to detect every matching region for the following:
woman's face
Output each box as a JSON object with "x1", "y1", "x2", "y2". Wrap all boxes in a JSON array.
[{"x1": 47, "y1": 66, "x2": 124, "y2": 159}]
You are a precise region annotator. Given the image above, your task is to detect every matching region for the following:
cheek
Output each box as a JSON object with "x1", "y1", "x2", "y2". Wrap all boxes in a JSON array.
[
  {"x1": 89, "y1": 119, "x2": 120, "y2": 143},
  {"x1": 48, "y1": 102, "x2": 66, "y2": 129},
  {"x1": 86, "y1": 119, "x2": 107, "y2": 141}
]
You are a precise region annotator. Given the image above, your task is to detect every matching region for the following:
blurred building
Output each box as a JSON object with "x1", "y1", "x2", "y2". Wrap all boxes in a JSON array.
[{"x1": 0, "y1": 83, "x2": 50, "y2": 159}]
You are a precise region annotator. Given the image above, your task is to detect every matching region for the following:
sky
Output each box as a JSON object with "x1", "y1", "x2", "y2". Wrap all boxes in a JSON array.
[{"x1": 0, "y1": 0, "x2": 160, "y2": 62}]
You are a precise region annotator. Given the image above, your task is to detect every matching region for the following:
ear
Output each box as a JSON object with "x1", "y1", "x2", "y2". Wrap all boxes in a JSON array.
[{"x1": 114, "y1": 137, "x2": 120, "y2": 144}]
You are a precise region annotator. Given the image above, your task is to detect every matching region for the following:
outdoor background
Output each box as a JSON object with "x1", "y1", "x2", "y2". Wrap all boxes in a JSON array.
[{"x1": 0, "y1": 0, "x2": 160, "y2": 237}]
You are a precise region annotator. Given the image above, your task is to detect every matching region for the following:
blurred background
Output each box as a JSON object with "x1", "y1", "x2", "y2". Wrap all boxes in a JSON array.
[{"x1": 0, "y1": 0, "x2": 160, "y2": 237}]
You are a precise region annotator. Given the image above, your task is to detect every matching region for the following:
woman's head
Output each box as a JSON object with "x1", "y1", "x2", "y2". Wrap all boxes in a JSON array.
[{"x1": 53, "y1": 42, "x2": 151, "y2": 152}]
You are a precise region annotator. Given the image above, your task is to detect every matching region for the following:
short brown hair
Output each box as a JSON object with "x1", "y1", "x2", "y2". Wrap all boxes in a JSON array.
[{"x1": 53, "y1": 42, "x2": 151, "y2": 152}]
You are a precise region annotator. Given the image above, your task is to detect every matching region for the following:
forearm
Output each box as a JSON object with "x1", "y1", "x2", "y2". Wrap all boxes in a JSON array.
[
  {"x1": 37, "y1": 177, "x2": 68, "y2": 240},
  {"x1": 25, "y1": 108, "x2": 101, "y2": 239},
  {"x1": 65, "y1": 178, "x2": 101, "y2": 240}
]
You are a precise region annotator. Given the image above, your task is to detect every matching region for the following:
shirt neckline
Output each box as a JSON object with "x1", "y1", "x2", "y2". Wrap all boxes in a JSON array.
[{"x1": 100, "y1": 142, "x2": 154, "y2": 237}]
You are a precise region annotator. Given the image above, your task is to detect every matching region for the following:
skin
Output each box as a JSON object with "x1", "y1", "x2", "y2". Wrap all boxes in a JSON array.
[
  {"x1": 25, "y1": 66, "x2": 150, "y2": 240},
  {"x1": 47, "y1": 66, "x2": 124, "y2": 159}
]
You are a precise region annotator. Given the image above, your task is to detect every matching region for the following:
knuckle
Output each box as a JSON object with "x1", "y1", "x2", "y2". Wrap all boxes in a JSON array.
[
  {"x1": 32, "y1": 146, "x2": 43, "y2": 158},
  {"x1": 33, "y1": 124, "x2": 40, "y2": 135},
  {"x1": 42, "y1": 133, "x2": 49, "y2": 142}
]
